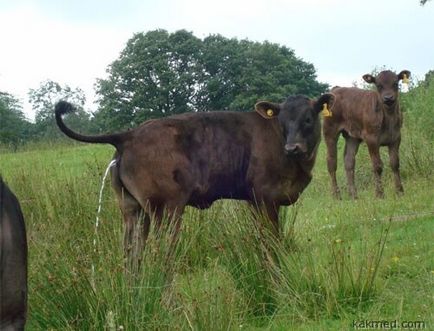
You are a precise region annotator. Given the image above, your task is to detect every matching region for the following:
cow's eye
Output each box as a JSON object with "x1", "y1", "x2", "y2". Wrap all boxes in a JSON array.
[
  {"x1": 393, "y1": 82, "x2": 399, "y2": 88},
  {"x1": 305, "y1": 117, "x2": 312, "y2": 126},
  {"x1": 377, "y1": 84, "x2": 383, "y2": 90}
]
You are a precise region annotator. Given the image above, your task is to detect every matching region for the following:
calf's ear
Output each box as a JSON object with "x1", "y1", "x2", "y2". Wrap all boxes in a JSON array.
[
  {"x1": 363, "y1": 74, "x2": 376, "y2": 84},
  {"x1": 313, "y1": 93, "x2": 335, "y2": 114},
  {"x1": 255, "y1": 101, "x2": 280, "y2": 119},
  {"x1": 398, "y1": 70, "x2": 411, "y2": 81}
]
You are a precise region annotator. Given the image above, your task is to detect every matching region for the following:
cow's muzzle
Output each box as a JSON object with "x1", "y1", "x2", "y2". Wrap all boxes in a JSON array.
[
  {"x1": 383, "y1": 95, "x2": 395, "y2": 106},
  {"x1": 284, "y1": 143, "x2": 306, "y2": 156}
]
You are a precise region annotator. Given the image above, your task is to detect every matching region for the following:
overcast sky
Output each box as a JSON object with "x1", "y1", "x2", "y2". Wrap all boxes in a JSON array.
[{"x1": 1, "y1": 0, "x2": 433, "y2": 120}]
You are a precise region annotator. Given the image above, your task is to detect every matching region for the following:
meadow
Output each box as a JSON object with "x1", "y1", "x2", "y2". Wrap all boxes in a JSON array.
[{"x1": 1, "y1": 85, "x2": 433, "y2": 330}]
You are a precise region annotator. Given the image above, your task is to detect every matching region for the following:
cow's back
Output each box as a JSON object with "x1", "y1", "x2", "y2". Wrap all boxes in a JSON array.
[{"x1": 0, "y1": 178, "x2": 27, "y2": 330}]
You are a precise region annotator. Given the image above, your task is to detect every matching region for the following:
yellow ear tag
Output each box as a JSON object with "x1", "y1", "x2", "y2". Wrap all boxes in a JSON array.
[
  {"x1": 266, "y1": 109, "x2": 274, "y2": 117},
  {"x1": 322, "y1": 103, "x2": 332, "y2": 117},
  {"x1": 402, "y1": 73, "x2": 409, "y2": 84}
]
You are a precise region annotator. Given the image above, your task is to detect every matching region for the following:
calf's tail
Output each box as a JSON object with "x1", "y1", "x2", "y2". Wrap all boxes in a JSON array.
[{"x1": 55, "y1": 101, "x2": 124, "y2": 149}]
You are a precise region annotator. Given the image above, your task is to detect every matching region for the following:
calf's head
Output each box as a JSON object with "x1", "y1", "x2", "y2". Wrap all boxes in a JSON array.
[
  {"x1": 363, "y1": 70, "x2": 411, "y2": 107},
  {"x1": 255, "y1": 94, "x2": 335, "y2": 158}
]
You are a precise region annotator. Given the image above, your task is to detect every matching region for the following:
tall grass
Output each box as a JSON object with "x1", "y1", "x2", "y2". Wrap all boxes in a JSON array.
[
  {"x1": 5, "y1": 150, "x2": 408, "y2": 330},
  {"x1": 1, "y1": 151, "x2": 432, "y2": 330}
]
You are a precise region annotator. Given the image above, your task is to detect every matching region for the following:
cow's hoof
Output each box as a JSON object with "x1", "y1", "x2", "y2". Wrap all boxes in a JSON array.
[
  {"x1": 348, "y1": 189, "x2": 358, "y2": 200},
  {"x1": 332, "y1": 189, "x2": 342, "y2": 200},
  {"x1": 396, "y1": 187, "x2": 404, "y2": 196}
]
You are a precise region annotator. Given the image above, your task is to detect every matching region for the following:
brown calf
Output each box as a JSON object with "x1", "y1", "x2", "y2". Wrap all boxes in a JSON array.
[
  {"x1": 1, "y1": 177, "x2": 27, "y2": 330},
  {"x1": 323, "y1": 70, "x2": 410, "y2": 199},
  {"x1": 56, "y1": 94, "x2": 334, "y2": 251}
]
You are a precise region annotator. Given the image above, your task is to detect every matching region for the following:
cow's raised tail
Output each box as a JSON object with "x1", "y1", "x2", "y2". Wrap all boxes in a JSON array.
[{"x1": 55, "y1": 101, "x2": 125, "y2": 149}]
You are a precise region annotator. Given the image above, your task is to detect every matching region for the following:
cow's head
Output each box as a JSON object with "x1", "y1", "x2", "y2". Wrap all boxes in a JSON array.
[
  {"x1": 363, "y1": 70, "x2": 411, "y2": 107},
  {"x1": 255, "y1": 94, "x2": 335, "y2": 158}
]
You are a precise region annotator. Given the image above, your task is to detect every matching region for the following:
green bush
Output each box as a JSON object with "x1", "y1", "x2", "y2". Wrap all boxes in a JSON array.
[{"x1": 400, "y1": 75, "x2": 434, "y2": 177}]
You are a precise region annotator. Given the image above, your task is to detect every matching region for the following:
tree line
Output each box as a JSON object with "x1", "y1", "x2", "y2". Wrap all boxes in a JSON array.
[
  {"x1": 1, "y1": 29, "x2": 328, "y2": 148},
  {"x1": 0, "y1": 81, "x2": 92, "y2": 149}
]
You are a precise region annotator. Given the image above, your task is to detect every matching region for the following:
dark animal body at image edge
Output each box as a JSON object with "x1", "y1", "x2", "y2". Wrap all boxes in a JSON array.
[{"x1": 0, "y1": 177, "x2": 28, "y2": 330}]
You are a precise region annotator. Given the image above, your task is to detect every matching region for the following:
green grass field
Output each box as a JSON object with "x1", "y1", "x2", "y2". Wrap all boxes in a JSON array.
[{"x1": 1, "y1": 126, "x2": 433, "y2": 330}]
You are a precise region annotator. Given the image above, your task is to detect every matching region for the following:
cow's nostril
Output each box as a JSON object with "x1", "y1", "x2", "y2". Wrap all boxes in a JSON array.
[
  {"x1": 384, "y1": 95, "x2": 394, "y2": 102},
  {"x1": 285, "y1": 144, "x2": 300, "y2": 154}
]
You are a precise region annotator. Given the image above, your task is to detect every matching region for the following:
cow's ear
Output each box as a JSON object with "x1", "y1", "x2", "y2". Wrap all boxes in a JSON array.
[
  {"x1": 398, "y1": 70, "x2": 411, "y2": 81},
  {"x1": 313, "y1": 93, "x2": 335, "y2": 114},
  {"x1": 255, "y1": 101, "x2": 280, "y2": 119},
  {"x1": 363, "y1": 74, "x2": 376, "y2": 84}
]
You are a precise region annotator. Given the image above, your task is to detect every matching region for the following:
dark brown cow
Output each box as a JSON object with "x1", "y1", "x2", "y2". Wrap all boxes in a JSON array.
[
  {"x1": 323, "y1": 70, "x2": 410, "y2": 199},
  {"x1": 55, "y1": 94, "x2": 334, "y2": 249},
  {"x1": 0, "y1": 177, "x2": 27, "y2": 330}
]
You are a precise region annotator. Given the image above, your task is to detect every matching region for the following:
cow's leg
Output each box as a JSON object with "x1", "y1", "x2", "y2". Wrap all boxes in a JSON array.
[
  {"x1": 366, "y1": 141, "x2": 384, "y2": 198},
  {"x1": 250, "y1": 200, "x2": 281, "y2": 266},
  {"x1": 148, "y1": 201, "x2": 165, "y2": 235},
  {"x1": 121, "y1": 195, "x2": 150, "y2": 270},
  {"x1": 388, "y1": 141, "x2": 404, "y2": 194},
  {"x1": 151, "y1": 202, "x2": 184, "y2": 234},
  {"x1": 324, "y1": 131, "x2": 341, "y2": 199},
  {"x1": 165, "y1": 199, "x2": 187, "y2": 247},
  {"x1": 249, "y1": 200, "x2": 280, "y2": 237},
  {"x1": 124, "y1": 201, "x2": 147, "y2": 254},
  {"x1": 265, "y1": 202, "x2": 280, "y2": 236},
  {"x1": 150, "y1": 200, "x2": 186, "y2": 261},
  {"x1": 117, "y1": 192, "x2": 145, "y2": 253},
  {"x1": 111, "y1": 165, "x2": 149, "y2": 259},
  {"x1": 343, "y1": 137, "x2": 361, "y2": 199},
  {"x1": 110, "y1": 190, "x2": 149, "y2": 273}
]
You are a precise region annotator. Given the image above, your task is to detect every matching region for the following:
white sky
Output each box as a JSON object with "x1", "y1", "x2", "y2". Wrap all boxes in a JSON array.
[{"x1": 1, "y1": 0, "x2": 433, "y2": 120}]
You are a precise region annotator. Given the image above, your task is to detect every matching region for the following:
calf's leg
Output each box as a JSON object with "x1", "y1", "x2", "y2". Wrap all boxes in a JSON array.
[
  {"x1": 324, "y1": 132, "x2": 341, "y2": 199},
  {"x1": 147, "y1": 199, "x2": 186, "y2": 264},
  {"x1": 165, "y1": 204, "x2": 185, "y2": 254},
  {"x1": 111, "y1": 166, "x2": 150, "y2": 261},
  {"x1": 151, "y1": 199, "x2": 185, "y2": 243},
  {"x1": 343, "y1": 137, "x2": 361, "y2": 199},
  {"x1": 366, "y1": 141, "x2": 384, "y2": 198},
  {"x1": 264, "y1": 202, "x2": 280, "y2": 236},
  {"x1": 120, "y1": 193, "x2": 150, "y2": 270},
  {"x1": 388, "y1": 141, "x2": 404, "y2": 194},
  {"x1": 249, "y1": 200, "x2": 280, "y2": 237}
]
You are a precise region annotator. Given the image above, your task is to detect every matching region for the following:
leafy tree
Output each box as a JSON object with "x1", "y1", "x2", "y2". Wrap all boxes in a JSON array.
[
  {"x1": 199, "y1": 36, "x2": 327, "y2": 111},
  {"x1": 423, "y1": 70, "x2": 434, "y2": 86},
  {"x1": 229, "y1": 40, "x2": 327, "y2": 110},
  {"x1": 0, "y1": 92, "x2": 32, "y2": 148},
  {"x1": 96, "y1": 29, "x2": 328, "y2": 131},
  {"x1": 198, "y1": 35, "x2": 245, "y2": 111},
  {"x1": 28, "y1": 80, "x2": 88, "y2": 139},
  {"x1": 96, "y1": 29, "x2": 204, "y2": 130}
]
